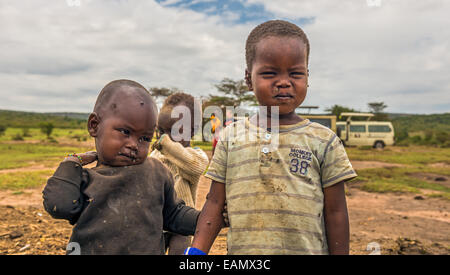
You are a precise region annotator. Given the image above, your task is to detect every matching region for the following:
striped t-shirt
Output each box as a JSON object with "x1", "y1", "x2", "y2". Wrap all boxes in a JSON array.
[{"x1": 205, "y1": 117, "x2": 357, "y2": 255}]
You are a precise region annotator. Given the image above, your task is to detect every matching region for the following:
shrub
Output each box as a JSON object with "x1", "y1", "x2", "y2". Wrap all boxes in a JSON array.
[
  {"x1": 12, "y1": 133, "x2": 24, "y2": 141},
  {"x1": 0, "y1": 125, "x2": 6, "y2": 136},
  {"x1": 435, "y1": 131, "x2": 449, "y2": 144},
  {"x1": 22, "y1": 127, "x2": 32, "y2": 137},
  {"x1": 395, "y1": 128, "x2": 408, "y2": 142},
  {"x1": 47, "y1": 136, "x2": 58, "y2": 143},
  {"x1": 441, "y1": 140, "x2": 450, "y2": 148},
  {"x1": 410, "y1": 135, "x2": 422, "y2": 144},
  {"x1": 424, "y1": 130, "x2": 433, "y2": 142},
  {"x1": 39, "y1": 122, "x2": 54, "y2": 138}
]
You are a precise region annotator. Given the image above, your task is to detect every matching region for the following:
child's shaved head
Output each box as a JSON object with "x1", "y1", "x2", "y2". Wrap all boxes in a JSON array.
[
  {"x1": 245, "y1": 20, "x2": 310, "y2": 72},
  {"x1": 89, "y1": 79, "x2": 158, "y2": 167},
  {"x1": 93, "y1": 79, "x2": 156, "y2": 119}
]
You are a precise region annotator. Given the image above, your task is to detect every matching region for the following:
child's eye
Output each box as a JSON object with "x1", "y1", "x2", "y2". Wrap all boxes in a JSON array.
[
  {"x1": 290, "y1": 72, "x2": 305, "y2": 78},
  {"x1": 119, "y1": 129, "x2": 130, "y2": 136},
  {"x1": 139, "y1": 136, "x2": 151, "y2": 143},
  {"x1": 260, "y1": 72, "x2": 276, "y2": 78}
]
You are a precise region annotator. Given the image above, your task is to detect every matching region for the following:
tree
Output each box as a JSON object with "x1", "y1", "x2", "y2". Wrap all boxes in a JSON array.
[
  {"x1": 39, "y1": 122, "x2": 54, "y2": 138},
  {"x1": 148, "y1": 87, "x2": 182, "y2": 104},
  {"x1": 368, "y1": 102, "x2": 389, "y2": 121},
  {"x1": 325, "y1": 105, "x2": 357, "y2": 121},
  {"x1": 368, "y1": 102, "x2": 387, "y2": 113},
  {"x1": 207, "y1": 78, "x2": 256, "y2": 107}
]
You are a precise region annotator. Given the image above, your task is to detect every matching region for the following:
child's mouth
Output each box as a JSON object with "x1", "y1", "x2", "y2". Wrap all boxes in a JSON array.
[
  {"x1": 274, "y1": 93, "x2": 294, "y2": 100},
  {"x1": 118, "y1": 152, "x2": 137, "y2": 162}
]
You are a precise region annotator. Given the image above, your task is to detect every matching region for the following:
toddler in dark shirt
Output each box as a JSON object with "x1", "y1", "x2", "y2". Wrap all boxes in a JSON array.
[{"x1": 42, "y1": 79, "x2": 199, "y2": 255}]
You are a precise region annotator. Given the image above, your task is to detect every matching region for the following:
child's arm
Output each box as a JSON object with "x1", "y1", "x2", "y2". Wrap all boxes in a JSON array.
[
  {"x1": 153, "y1": 134, "x2": 209, "y2": 178},
  {"x1": 190, "y1": 180, "x2": 226, "y2": 253},
  {"x1": 323, "y1": 181, "x2": 350, "y2": 255},
  {"x1": 42, "y1": 152, "x2": 97, "y2": 224},
  {"x1": 162, "y1": 168, "x2": 200, "y2": 235}
]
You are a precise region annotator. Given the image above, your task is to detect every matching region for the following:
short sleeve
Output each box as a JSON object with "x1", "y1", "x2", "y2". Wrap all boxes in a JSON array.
[
  {"x1": 204, "y1": 130, "x2": 228, "y2": 184},
  {"x1": 320, "y1": 135, "x2": 357, "y2": 188}
]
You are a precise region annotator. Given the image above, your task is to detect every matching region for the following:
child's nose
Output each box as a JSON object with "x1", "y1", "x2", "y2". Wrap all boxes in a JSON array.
[
  {"x1": 126, "y1": 139, "x2": 139, "y2": 151},
  {"x1": 276, "y1": 77, "x2": 292, "y2": 88}
]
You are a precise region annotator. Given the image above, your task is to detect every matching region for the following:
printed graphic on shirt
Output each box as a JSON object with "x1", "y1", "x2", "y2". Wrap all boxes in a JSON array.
[{"x1": 288, "y1": 148, "x2": 313, "y2": 176}]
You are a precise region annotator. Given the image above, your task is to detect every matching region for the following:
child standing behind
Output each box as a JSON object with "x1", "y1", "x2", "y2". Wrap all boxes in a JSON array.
[
  {"x1": 150, "y1": 93, "x2": 209, "y2": 255},
  {"x1": 188, "y1": 20, "x2": 357, "y2": 255}
]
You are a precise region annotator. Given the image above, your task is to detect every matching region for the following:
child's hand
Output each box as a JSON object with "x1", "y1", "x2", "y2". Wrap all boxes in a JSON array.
[
  {"x1": 80, "y1": 151, "x2": 98, "y2": 165},
  {"x1": 151, "y1": 133, "x2": 167, "y2": 151},
  {"x1": 64, "y1": 151, "x2": 97, "y2": 166}
]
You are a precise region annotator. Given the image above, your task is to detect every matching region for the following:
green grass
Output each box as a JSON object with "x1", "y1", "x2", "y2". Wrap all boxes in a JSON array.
[
  {"x1": 0, "y1": 143, "x2": 94, "y2": 170},
  {"x1": 360, "y1": 180, "x2": 421, "y2": 193},
  {"x1": 0, "y1": 127, "x2": 91, "y2": 142},
  {"x1": 353, "y1": 166, "x2": 450, "y2": 199},
  {"x1": 0, "y1": 109, "x2": 87, "y2": 129},
  {"x1": 426, "y1": 193, "x2": 450, "y2": 200},
  {"x1": 346, "y1": 146, "x2": 450, "y2": 165},
  {"x1": 191, "y1": 140, "x2": 213, "y2": 151},
  {"x1": 0, "y1": 170, "x2": 54, "y2": 190}
]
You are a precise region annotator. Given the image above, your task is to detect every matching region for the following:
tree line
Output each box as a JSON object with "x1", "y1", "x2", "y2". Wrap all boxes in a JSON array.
[{"x1": 1, "y1": 77, "x2": 449, "y2": 146}]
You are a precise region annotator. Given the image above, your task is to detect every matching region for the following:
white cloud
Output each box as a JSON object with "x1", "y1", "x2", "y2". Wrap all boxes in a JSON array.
[
  {"x1": 244, "y1": 0, "x2": 450, "y2": 113},
  {"x1": 0, "y1": 0, "x2": 449, "y2": 114},
  {"x1": 0, "y1": 0, "x2": 251, "y2": 112}
]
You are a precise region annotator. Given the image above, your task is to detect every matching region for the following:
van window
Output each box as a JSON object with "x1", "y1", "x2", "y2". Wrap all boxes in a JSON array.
[
  {"x1": 309, "y1": 118, "x2": 331, "y2": 129},
  {"x1": 350, "y1": 125, "x2": 366, "y2": 132},
  {"x1": 337, "y1": 125, "x2": 346, "y2": 132},
  {"x1": 368, "y1": 125, "x2": 391, "y2": 133}
]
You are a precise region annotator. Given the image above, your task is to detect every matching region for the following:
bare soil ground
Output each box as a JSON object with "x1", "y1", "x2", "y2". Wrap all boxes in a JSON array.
[{"x1": 1, "y1": 157, "x2": 449, "y2": 255}]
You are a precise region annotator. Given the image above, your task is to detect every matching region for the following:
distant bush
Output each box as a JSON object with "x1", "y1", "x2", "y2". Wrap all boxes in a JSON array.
[
  {"x1": 435, "y1": 131, "x2": 449, "y2": 144},
  {"x1": 395, "y1": 128, "x2": 409, "y2": 142},
  {"x1": 0, "y1": 125, "x2": 6, "y2": 136},
  {"x1": 39, "y1": 122, "x2": 54, "y2": 138},
  {"x1": 424, "y1": 130, "x2": 433, "y2": 142},
  {"x1": 395, "y1": 129, "x2": 450, "y2": 147},
  {"x1": 22, "y1": 127, "x2": 32, "y2": 137},
  {"x1": 71, "y1": 134, "x2": 89, "y2": 142},
  {"x1": 410, "y1": 135, "x2": 422, "y2": 144},
  {"x1": 12, "y1": 133, "x2": 24, "y2": 141},
  {"x1": 47, "y1": 136, "x2": 58, "y2": 144}
]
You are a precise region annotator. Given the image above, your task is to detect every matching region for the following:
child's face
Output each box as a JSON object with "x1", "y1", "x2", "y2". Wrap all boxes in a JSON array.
[
  {"x1": 157, "y1": 106, "x2": 191, "y2": 147},
  {"x1": 90, "y1": 90, "x2": 157, "y2": 167},
  {"x1": 247, "y1": 36, "x2": 308, "y2": 116}
]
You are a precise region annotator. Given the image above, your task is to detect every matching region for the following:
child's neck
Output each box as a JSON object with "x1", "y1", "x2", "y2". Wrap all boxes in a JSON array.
[
  {"x1": 277, "y1": 111, "x2": 303, "y2": 125},
  {"x1": 250, "y1": 110, "x2": 303, "y2": 130}
]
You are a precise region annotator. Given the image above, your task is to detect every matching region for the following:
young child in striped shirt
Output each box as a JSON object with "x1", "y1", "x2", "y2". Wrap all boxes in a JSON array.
[
  {"x1": 150, "y1": 92, "x2": 209, "y2": 255},
  {"x1": 187, "y1": 20, "x2": 357, "y2": 255}
]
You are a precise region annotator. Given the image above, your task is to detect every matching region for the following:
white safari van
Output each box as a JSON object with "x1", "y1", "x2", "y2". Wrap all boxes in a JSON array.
[{"x1": 336, "y1": 113, "x2": 395, "y2": 149}]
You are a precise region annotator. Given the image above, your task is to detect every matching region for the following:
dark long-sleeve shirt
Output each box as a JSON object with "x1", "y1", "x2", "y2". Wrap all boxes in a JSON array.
[{"x1": 42, "y1": 158, "x2": 200, "y2": 255}]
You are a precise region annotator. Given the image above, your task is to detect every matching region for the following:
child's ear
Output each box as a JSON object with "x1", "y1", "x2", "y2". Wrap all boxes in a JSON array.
[
  {"x1": 245, "y1": 69, "x2": 253, "y2": 91},
  {"x1": 87, "y1": 112, "x2": 100, "y2": 137}
]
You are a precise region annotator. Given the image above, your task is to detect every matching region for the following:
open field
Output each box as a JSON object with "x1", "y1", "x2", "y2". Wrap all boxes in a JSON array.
[{"x1": 0, "y1": 129, "x2": 449, "y2": 254}]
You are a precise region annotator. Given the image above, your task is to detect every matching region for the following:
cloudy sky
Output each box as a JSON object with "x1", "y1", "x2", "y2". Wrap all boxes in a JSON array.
[{"x1": 1, "y1": 0, "x2": 449, "y2": 114}]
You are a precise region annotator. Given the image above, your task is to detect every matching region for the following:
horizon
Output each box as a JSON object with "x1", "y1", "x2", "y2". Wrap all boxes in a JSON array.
[{"x1": 1, "y1": 107, "x2": 448, "y2": 117}]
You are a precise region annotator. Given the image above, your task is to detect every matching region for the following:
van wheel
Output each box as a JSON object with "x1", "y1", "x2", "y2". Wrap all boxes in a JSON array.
[{"x1": 374, "y1": 141, "x2": 385, "y2": 149}]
